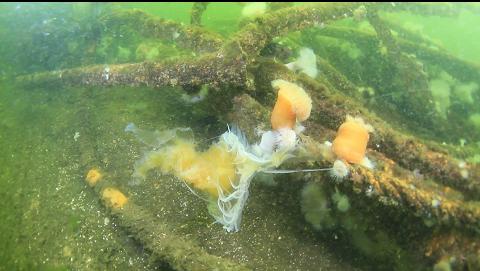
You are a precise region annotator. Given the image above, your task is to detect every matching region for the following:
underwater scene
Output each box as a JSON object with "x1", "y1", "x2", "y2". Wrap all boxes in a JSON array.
[{"x1": 1, "y1": 2, "x2": 480, "y2": 271}]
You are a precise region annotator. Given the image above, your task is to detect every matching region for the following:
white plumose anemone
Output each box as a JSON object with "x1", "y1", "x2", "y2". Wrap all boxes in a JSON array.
[
  {"x1": 213, "y1": 126, "x2": 296, "y2": 232},
  {"x1": 255, "y1": 128, "x2": 298, "y2": 156},
  {"x1": 258, "y1": 130, "x2": 278, "y2": 155},
  {"x1": 286, "y1": 47, "x2": 318, "y2": 78},
  {"x1": 276, "y1": 128, "x2": 297, "y2": 150},
  {"x1": 330, "y1": 159, "x2": 349, "y2": 181}
]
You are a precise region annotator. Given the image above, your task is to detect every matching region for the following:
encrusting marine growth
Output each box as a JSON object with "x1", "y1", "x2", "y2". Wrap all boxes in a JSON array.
[
  {"x1": 102, "y1": 187, "x2": 129, "y2": 209},
  {"x1": 85, "y1": 168, "x2": 129, "y2": 209},
  {"x1": 85, "y1": 168, "x2": 102, "y2": 187}
]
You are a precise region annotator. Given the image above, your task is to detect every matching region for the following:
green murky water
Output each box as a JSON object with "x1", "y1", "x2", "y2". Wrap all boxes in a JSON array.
[{"x1": 1, "y1": 3, "x2": 480, "y2": 271}]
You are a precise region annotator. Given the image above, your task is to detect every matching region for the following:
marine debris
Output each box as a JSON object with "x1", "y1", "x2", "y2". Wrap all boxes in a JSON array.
[{"x1": 14, "y1": 2, "x2": 480, "y2": 270}]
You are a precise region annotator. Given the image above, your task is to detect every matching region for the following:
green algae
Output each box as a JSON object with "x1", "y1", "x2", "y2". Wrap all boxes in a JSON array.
[{"x1": 1, "y1": 2, "x2": 480, "y2": 271}]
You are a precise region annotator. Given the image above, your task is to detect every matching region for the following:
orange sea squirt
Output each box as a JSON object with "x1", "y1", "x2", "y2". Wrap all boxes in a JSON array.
[
  {"x1": 102, "y1": 187, "x2": 128, "y2": 209},
  {"x1": 85, "y1": 169, "x2": 102, "y2": 187},
  {"x1": 270, "y1": 80, "x2": 312, "y2": 130},
  {"x1": 332, "y1": 116, "x2": 372, "y2": 164}
]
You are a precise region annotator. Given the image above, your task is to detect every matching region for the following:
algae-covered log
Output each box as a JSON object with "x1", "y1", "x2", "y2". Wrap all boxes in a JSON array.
[
  {"x1": 366, "y1": 8, "x2": 437, "y2": 128},
  {"x1": 228, "y1": 93, "x2": 480, "y2": 269},
  {"x1": 190, "y1": 2, "x2": 209, "y2": 26},
  {"x1": 16, "y1": 3, "x2": 364, "y2": 90},
  {"x1": 18, "y1": 3, "x2": 477, "y2": 91},
  {"x1": 90, "y1": 181, "x2": 249, "y2": 271},
  {"x1": 315, "y1": 26, "x2": 480, "y2": 91},
  {"x1": 230, "y1": 93, "x2": 480, "y2": 232},
  {"x1": 249, "y1": 59, "x2": 480, "y2": 201},
  {"x1": 304, "y1": 24, "x2": 480, "y2": 144},
  {"x1": 225, "y1": 3, "x2": 365, "y2": 62},
  {"x1": 102, "y1": 9, "x2": 223, "y2": 54},
  {"x1": 16, "y1": 53, "x2": 248, "y2": 89},
  {"x1": 381, "y1": 2, "x2": 462, "y2": 17},
  {"x1": 425, "y1": 231, "x2": 480, "y2": 270}
]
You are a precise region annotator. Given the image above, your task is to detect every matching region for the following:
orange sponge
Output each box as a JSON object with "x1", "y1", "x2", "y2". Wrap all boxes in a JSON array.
[
  {"x1": 85, "y1": 169, "x2": 102, "y2": 187},
  {"x1": 102, "y1": 187, "x2": 128, "y2": 209}
]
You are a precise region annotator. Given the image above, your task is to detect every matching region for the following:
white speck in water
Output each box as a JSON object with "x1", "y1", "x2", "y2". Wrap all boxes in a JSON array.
[
  {"x1": 73, "y1": 132, "x2": 80, "y2": 142},
  {"x1": 173, "y1": 31, "x2": 180, "y2": 40},
  {"x1": 365, "y1": 185, "x2": 374, "y2": 197},
  {"x1": 460, "y1": 169, "x2": 469, "y2": 179},
  {"x1": 458, "y1": 160, "x2": 469, "y2": 179},
  {"x1": 102, "y1": 65, "x2": 110, "y2": 81}
]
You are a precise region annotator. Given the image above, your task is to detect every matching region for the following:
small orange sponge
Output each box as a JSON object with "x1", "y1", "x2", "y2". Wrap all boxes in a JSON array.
[
  {"x1": 102, "y1": 187, "x2": 128, "y2": 209},
  {"x1": 85, "y1": 169, "x2": 102, "y2": 187},
  {"x1": 270, "y1": 80, "x2": 312, "y2": 130},
  {"x1": 332, "y1": 116, "x2": 373, "y2": 164}
]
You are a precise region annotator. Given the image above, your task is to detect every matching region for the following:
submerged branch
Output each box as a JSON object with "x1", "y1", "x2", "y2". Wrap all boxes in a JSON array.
[
  {"x1": 16, "y1": 3, "x2": 363, "y2": 89},
  {"x1": 225, "y1": 3, "x2": 365, "y2": 62},
  {"x1": 316, "y1": 25, "x2": 480, "y2": 85},
  {"x1": 190, "y1": 2, "x2": 210, "y2": 26},
  {"x1": 91, "y1": 181, "x2": 250, "y2": 271},
  {"x1": 102, "y1": 9, "x2": 223, "y2": 54},
  {"x1": 16, "y1": 53, "x2": 248, "y2": 89}
]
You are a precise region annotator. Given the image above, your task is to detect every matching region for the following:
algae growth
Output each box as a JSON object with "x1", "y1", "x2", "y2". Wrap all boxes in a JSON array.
[{"x1": 1, "y1": 2, "x2": 480, "y2": 271}]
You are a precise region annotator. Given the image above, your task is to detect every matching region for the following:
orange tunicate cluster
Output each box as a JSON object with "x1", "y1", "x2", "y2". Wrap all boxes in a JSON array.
[
  {"x1": 270, "y1": 79, "x2": 312, "y2": 130},
  {"x1": 85, "y1": 169, "x2": 102, "y2": 187},
  {"x1": 332, "y1": 115, "x2": 374, "y2": 164},
  {"x1": 102, "y1": 187, "x2": 128, "y2": 209}
]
